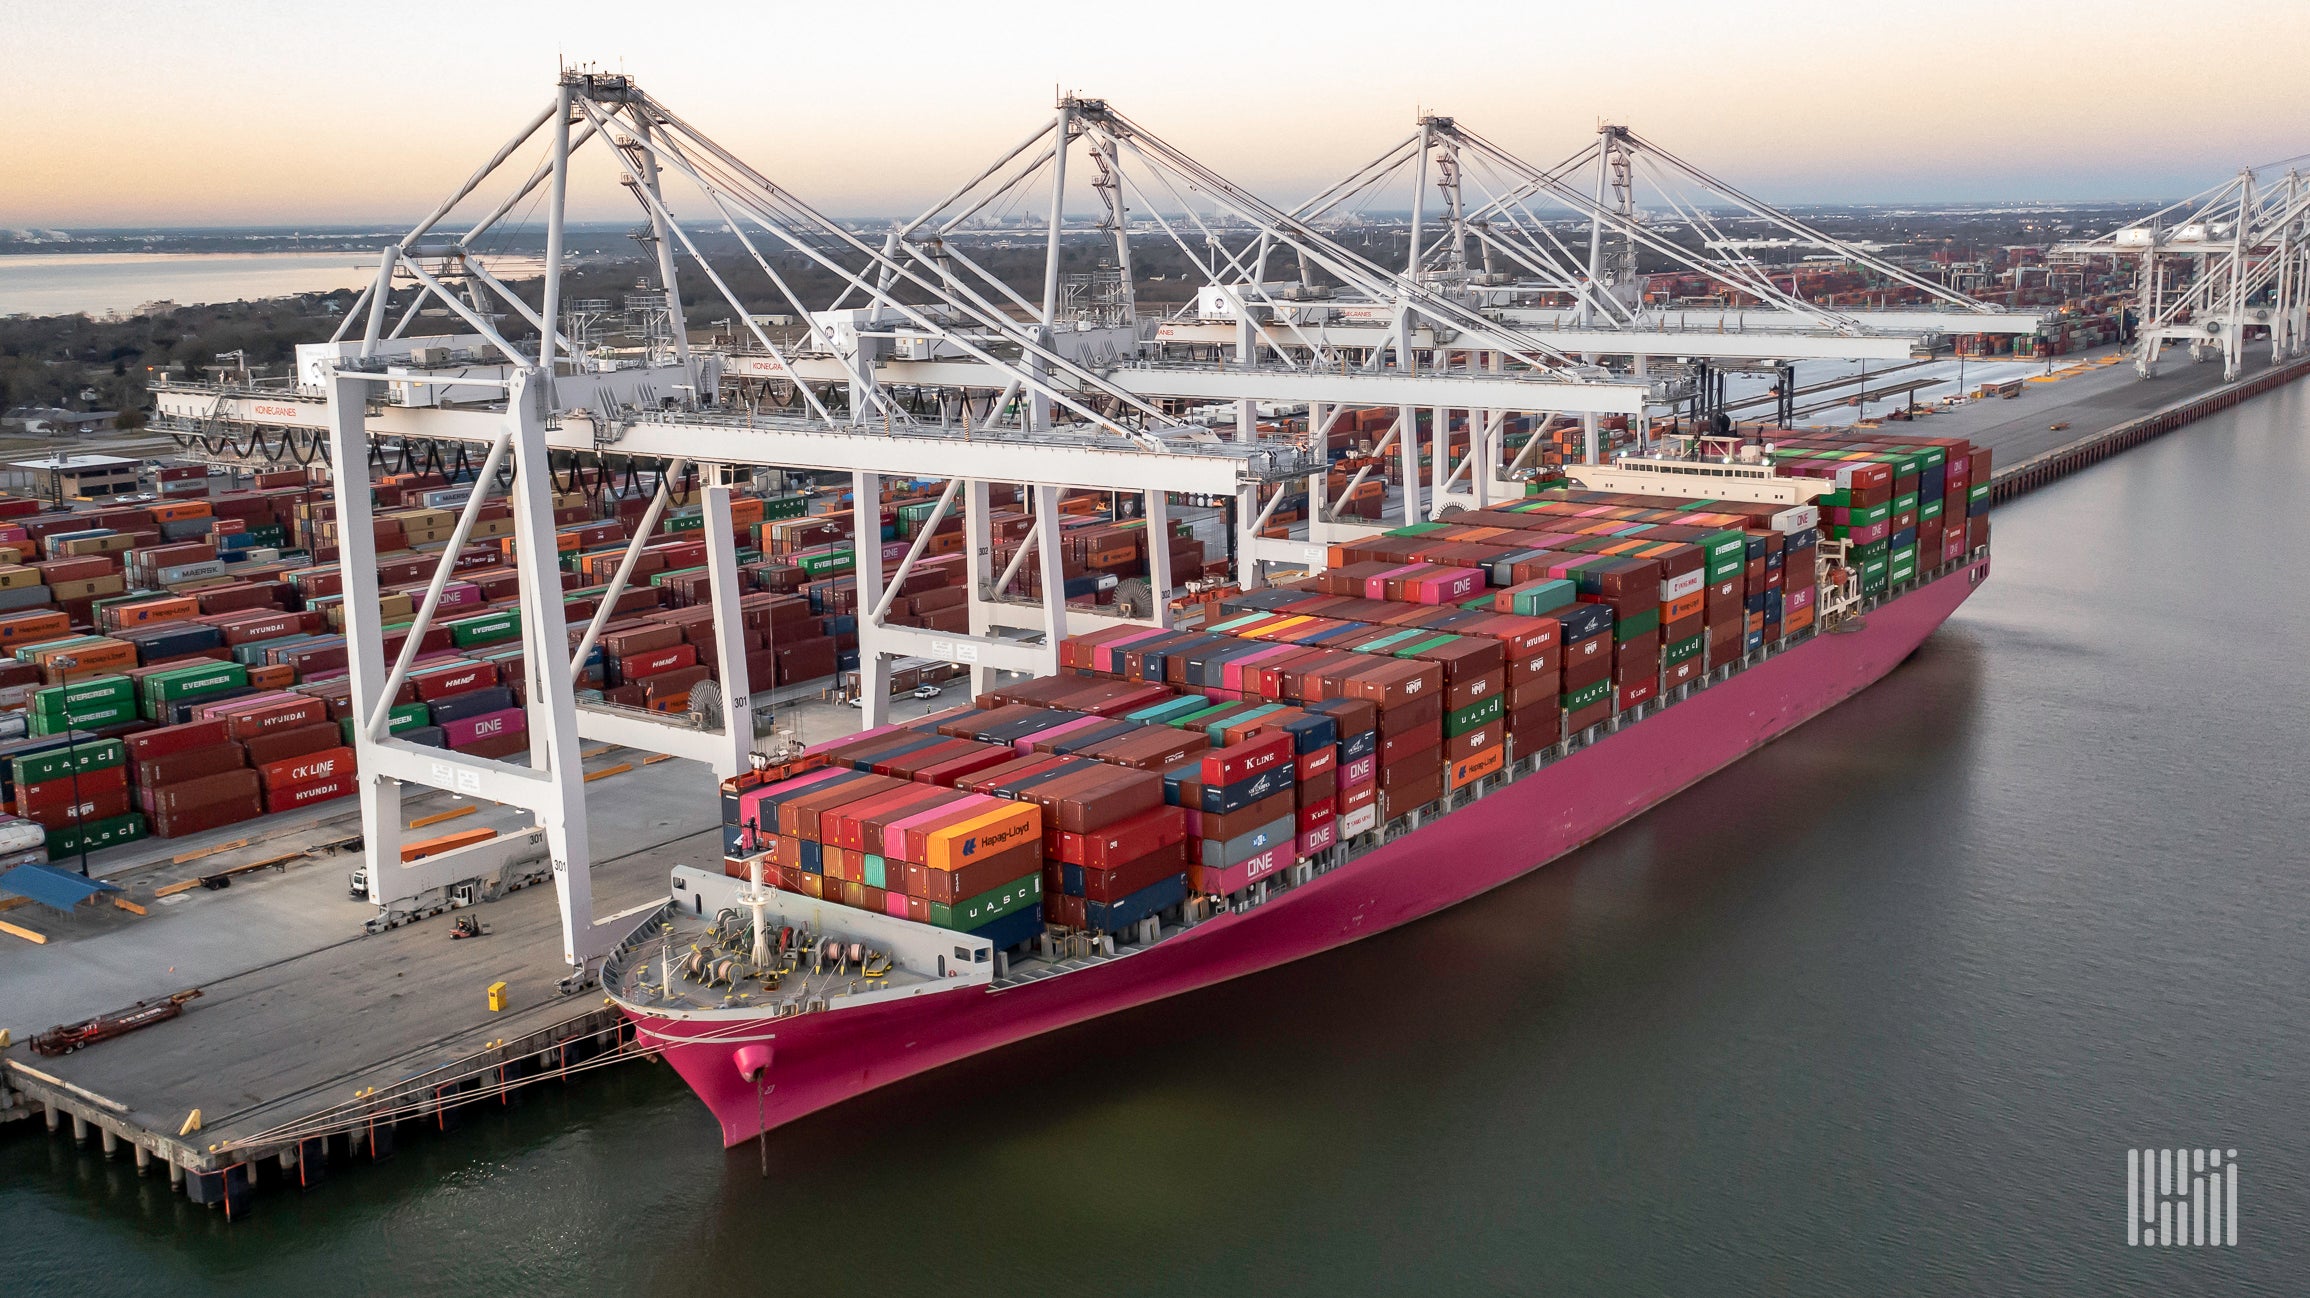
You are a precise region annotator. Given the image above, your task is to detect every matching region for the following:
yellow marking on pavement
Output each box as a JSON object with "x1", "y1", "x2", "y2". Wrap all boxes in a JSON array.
[
  {"x1": 170, "y1": 838, "x2": 249, "y2": 865},
  {"x1": 0, "y1": 919, "x2": 48, "y2": 944},
  {"x1": 583, "y1": 763, "x2": 633, "y2": 783},
  {"x1": 408, "y1": 804, "x2": 479, "y2": 830}
]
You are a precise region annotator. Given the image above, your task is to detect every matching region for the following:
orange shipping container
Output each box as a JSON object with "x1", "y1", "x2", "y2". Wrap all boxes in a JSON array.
[
  {"x1": 1447, "y1": 744, "x2": 1504, "y2": 791},
  {"x1": 924, "y1": 802, "x2": 1042, "y2": 871},
  {"x1": 402, "y1": 826, "x2": 497, "y2": 862},
  {"x1": 33, "y1": 640, "x2": 137, "y2": 682},
  {"x1": 104, "y1": 596, "x2": 200, "y2": 630},
  {"x1": 247, "y1": 662, "x2": 297, "y2": 690},
  {"x1": 0, "y1": 611, "x2": 70, "y2": 647},
  {"x1": 148, "y1": 500, "x2": 215, "y2": 523}
]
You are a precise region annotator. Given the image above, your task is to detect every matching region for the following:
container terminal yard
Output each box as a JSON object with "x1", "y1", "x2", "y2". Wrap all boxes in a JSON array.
[{"x1": 4, "y1": 71, "x2": 2308, "y2": 1216}]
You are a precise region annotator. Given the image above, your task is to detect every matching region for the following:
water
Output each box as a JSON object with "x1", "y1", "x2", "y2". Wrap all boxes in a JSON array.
[
  {"x1": 0, "y1": 254, "x2": 377, "y2": 317},
  {"x1": 7, "y1": 390, "x2": 2309, "y2": 1295}
]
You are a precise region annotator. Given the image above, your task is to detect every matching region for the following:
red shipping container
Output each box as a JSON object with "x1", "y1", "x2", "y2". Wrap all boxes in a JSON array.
[
  {"x1": 152, "y1": 768, "x2": 262, "y2": 814},
  {"x1": 409, "y1": 661, "x2": 496, "y2": 701},
  {"x1": 256, "y1": 746, "x2": 355, "y2": 791},
  {"x1": 1199, "y1": 732, "x2": 1293, "y2": 787},
  {"x1": 152, "y1": 794, "x2": 263, "y2": 838},
  {"x1": 456, "y1": 730, "x2": 531, "y2": 761},
  {"x1": 223, "y1": 696, "x2": 331, "y2": 739},
  {"x1": 1053, "y1": 803, "x2": 1188, "y2": 869},
  {"x1": 264, "y1": 773, "x2": 357, "y2": 814},
  {"x1": 241, "y1": 722, "x2": 341, "y2": 767},
  {"x1": 16, "y1": 764, "x2": 131, "y2": 814},
  {"x1": 135, "y1": 743, "x2": 246, "y2": 789},
  {"x1": 618, "y1": 643, "x2": 699, "y2": 681},
  {"x1": 124, "y1": 719, "x2": 231, "y2": 763}
]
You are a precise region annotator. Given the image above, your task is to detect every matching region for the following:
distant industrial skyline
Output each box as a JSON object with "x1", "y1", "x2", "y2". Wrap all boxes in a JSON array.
[{"x1": 8, "y1": 0, "x2": 2308, "y2": 226}]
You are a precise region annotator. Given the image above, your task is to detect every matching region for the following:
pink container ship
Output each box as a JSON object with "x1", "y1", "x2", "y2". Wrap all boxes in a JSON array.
[{"x1": 606, "y1": 439, "x2": 1990, "y2": 1146}]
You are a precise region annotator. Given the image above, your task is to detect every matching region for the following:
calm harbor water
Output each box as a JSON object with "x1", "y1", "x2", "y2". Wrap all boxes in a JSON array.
[
  {"x1": 6, "y1": 386, "x2": 2308, "y2": 1295},
  {"x1": 0, "y1": 253, "x2": 377, "y2": 317}
]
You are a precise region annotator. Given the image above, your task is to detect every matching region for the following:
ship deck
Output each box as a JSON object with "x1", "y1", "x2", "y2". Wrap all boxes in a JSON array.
[{"x1": 603, "y1": 903, "x2": 942, "y2": 1015}]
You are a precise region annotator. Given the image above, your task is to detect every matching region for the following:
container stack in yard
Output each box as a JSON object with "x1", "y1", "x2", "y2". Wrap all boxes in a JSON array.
[{"x1": 0, "y1": 461, "x2": 1216, "y2": 871}]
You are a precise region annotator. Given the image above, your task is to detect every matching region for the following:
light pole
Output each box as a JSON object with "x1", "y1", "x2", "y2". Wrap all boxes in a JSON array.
[{"x1": 52, "y1": 654, "x2": 90, "y2": 876}]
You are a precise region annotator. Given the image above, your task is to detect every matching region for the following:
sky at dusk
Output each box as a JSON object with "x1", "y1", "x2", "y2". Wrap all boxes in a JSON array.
[{"x1": 7, "y1": 0, "x2": 2310, "y2": 227}]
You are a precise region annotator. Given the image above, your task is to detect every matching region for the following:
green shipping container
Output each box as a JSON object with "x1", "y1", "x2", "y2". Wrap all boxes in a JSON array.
[
  {"x1": 1613, "y1": 605, "x2": 1662, "y2": 641},
  {"x1": 1507, "y1": 578, "x2": 1577, "y2": 616},
  {"x1": 33, "y1": 675, "x2": 135, "y2": 718},
  {"x1": 45, "y1": 811, "x2": 146, "y2": 859},
  {"x1": 1921, "y1": 498, "x2": 1944, "y2": 522},
  {"x1": 12, "y1": 739, "x2": 126, "y2": 787},
  {"x1": 1968, "y1": 482, "x2": 1991, "y2": 508},
  {"x1": 930, "y1": 871, "x2": 1042, "y2": 931},
  {"x1": 1169, "y1": 702, "x2": 1239, "y2": 729},
  {"x1": 1206, "y1": 704, "x2": 1284, "y2": 743},
  {"x1": 140, "y1": 662, "x2": 248, "y2": 706},
  {"x1": 1355, "y1": 628, "x2": 1427, "y2": 655},
  {"x1": 341, "y1": 703, "x2": 430, "y2": 747},
  {"x1": 1861, "y1": 555, "x2": 1890, "y2": 593},
  {"x1": 761, "y1": 494, "x2": 810, "y2": 521},
  {"x1": 1563, "y1": 677, "x2": 1612, "y2": 711},
  {"x1": 1845, "y1": 500, "x2": 1893, "y2": 527},
  {"x1": 796, "y1": 549, "x2": 854, "y2": 576},
  {"x1": 32, "y1": 701, "x2": 138, "y2": 736},
  {"x1": 449, "y1": 610, "x2": 522, "y2": 647},
  {"x1": 1892, "y1": 492, "x2": 1920, "y2": 516},
  {"x1": 1700, "y1": 531, "x2": 1747, "y2": 581},
  {"x1": 1665, "y1": 633, "x2": 1705, "y2": 665},
  {"x1": 1445, "y1": 693, "x2": 1505, "y2": 737},
  {"x1": 1390, "y1": 634, "x2": 1460, "y2": 659}
]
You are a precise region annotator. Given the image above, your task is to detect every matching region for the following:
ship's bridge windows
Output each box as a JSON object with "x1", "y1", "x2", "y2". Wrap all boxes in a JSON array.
[
  {"x1": 974, "y1": 948, "x2": 990, "y2": 964},
  {"x1": 954, "y1": 946, "x2": 970, "y2": 962}
]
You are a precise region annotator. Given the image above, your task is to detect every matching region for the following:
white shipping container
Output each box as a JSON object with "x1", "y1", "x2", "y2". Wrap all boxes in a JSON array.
[
  {"x1": 0, "y1": 814, "x2": 49, "y2": 857},
  {"x1": 158, "y1": 560, "x2": 229, "y2": 584}
]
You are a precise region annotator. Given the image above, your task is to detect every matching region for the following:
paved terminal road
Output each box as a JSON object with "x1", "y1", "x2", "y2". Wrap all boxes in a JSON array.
[
  {"x1": 1897, "y1": 352, "x2": 2254, "y2": 466},
  {"x1": 0, "y1": 753, "x2": 720, "y2": 1040}
]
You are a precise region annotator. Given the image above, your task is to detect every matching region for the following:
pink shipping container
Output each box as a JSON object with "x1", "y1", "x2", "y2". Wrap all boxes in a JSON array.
[
  {"x1": 1296, "y1": 822, "x2": 1337, "y2": 859},
  {"x1": 442, "y1": 707, "x2": 528, "y2": 748},
  {"x1": 1407, "y1": 568, "x2": 1484, "y2": 604},
  {"x1": 1361, "y1": 563, "x2": 1426, "y2": 600}
]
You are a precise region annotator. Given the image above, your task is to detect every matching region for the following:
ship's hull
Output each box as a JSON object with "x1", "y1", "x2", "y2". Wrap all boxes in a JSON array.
[{"x1": 628, "y1": 558, "x2": 1987, "y2": 1146}]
